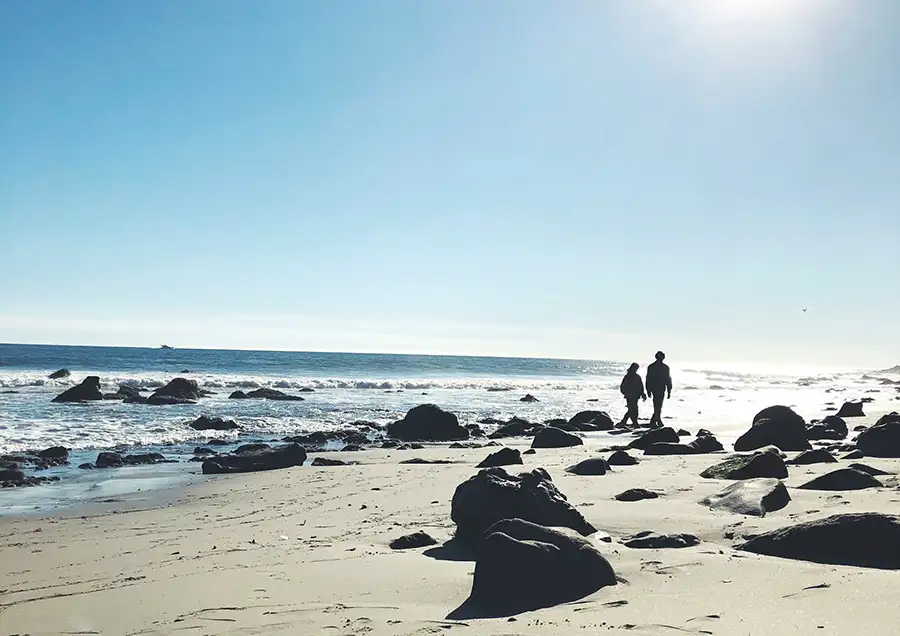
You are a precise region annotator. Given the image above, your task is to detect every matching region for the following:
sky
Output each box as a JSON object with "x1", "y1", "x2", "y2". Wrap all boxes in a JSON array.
[{"x1": 1, "y1": 0, "x2": 898, "y2": 367}]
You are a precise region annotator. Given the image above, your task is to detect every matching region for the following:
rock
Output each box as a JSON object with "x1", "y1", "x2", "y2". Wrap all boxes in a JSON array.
[
  {"x1": 488, "y1": 418, "x2": 544, "y2": 439},
  {"x1": 623, "y1": 531, "x2": 699, "y2": 549},
  {"x1": 341, "y1": 444, "x2": 364, "y2": 452},
  {"x1": 389, "y1": 531, "x2": 438, "y2": 550},
  {"x1": 477, "y1": 447, "x2": 523, "y2": 468},
  {"x1": 149, "y1": 378, "x2": 201, "y2": 402},
  {"x1": 451, "y1": 467, "x2": 596, "y2": 543},
  {"x1": 643, "y1": 442, "x2": 697, "y2": 455},
  {"x1": 206, "y1": 438, "x2": 231, "y2": 446},
  {"x1": 52, "y1": 376, "x2": 104, "y2": 403},
  {"x1": 244, "y1": 388, "x2": 305, "y2": 401},
  {"x1": 520, "y1": 394, "x2": 539, "y2": 403},
  {"x1": 487, "y1": 387, "x2": 511, "y2": 392},
  {"x1": 699, "y1": 478, "x2": 791, "y2": 516},
  {"x1": 797, "y1": 468, "x2": 883, "y2": 491},
  {"x1": 48, "y1": 368, "x2": 71, "y2": 379},
  {"x1": 123, "y1": 396, "x2": 149, "y2": 404},
  {"x1": 700, "y1": 448, "x2": 788, "y2": 480},
  {"x1": 116, "y1": 385, "x2": 144, "y2": 399},
  {"x1": 193, "y1": 447, "x2": 217, "y2": 455},
  {"x1": 628, "y1": 427, "x2": 679, "y2": 450},
  {"x1": 846, "y1": 463, "x2": 891, "y2": 477},
  {"x1": 311, "y1": 457, "x2": 348, "y2": 466},
  {"x1": 523, "y1": 448, "x2": 536, "y2": 455},
  {"x1": 734, "y1": 406, "x2": 811, "y2": 452},
  {"x1": 787, "y1": 448, "x2": 837, "y2": 465},
  {"x1": 608, "y1": 450, "x2": 639, "y2": 466},
  {"x1": 202, "y1": 443, "x2": 307, "y2": 474},
  {"x1": 235, "y1": 443, "x2": 270, "y2": 454},
  {"x1": 78, "y1": 462, "x2": 93, "y2": 469},
  {"x1": 229, "y1": 390, "x2": 250, "y2": 399},
  {"x1": 855, "y1": 412, "x2": 900, "y2": 457},
  {"x1": 299, "y1": 387, "x2": 315, "y2": 393},
  {"x1": 843, "y1": 449, "x2": 864, "y2": 459},
  {"x1": 466, "y1": 424, "x2": 486, "y2": 438},
  {"x1": 0, "y1": 467, "x2": 25, "y2": 483},
  {"x1": 398, "y1": 458, "x2": 453, "y2": 464},
  {"x1": 690, "y1": 434, "x2": 724, "y2": 453},
  {"x1": 189, "y1": 416, "x2": 240, "y2": 431},
  {"x1": 381, "y1": 440, "x2": 399, "y2": 449},
  {"x1": 568, "y1": 411, "x2": 615, "y2": 431},
  {"x1": 37, "y1": 446, "x2": 69, "y2": 464},
  {"x1": 95, "y1": 452, "x2": 124, "y2": 468},
  {"x1": 147, "y1": 395, "x2": 197, "y2": 405},
  {"x1": 739, "y1": 513, "x2": 900, "y2": 569},
  {"x1": 677, "y1": 428, "x2": 691, "y2": 436},
  {"x1": 616, "y1": 488, "x2": 658, "y2": 502},
  {"x1": 836, "y1": 401, "x2": 865, "y2": 417},
  {"x1": 387, "y1": 405, "x2": 469, "y2": 442},
  {"x1": 806, "y1": 415, "x2": 848, "y2": 441},
  {"x1": 123, "y1": 453, "x2": 169, "y2": 465},
  {"x1": 531, "y1": 427, "x2": 582, "y2": 449},
  {"x1": 565, "y1": 458, "x2": 610, "y2": 476},
  {"x1": 469, "y1": 518, "x2": 617, "y2": 612},
  {"x1": 696, "y1": 429, "x2": 714, "y2": 437}
]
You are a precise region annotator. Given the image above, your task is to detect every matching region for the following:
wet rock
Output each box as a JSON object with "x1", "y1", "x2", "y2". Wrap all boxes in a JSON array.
[
  {"x1": 568, "y1": 411, "x2": 615, "y2": 431},
  {"x1": 531, "y1": 427, "x2": 582, "y2": 449},
  {"x1": 389, "y1": 531, "x2": 438, "y2": 550},
  {"x1": 836, "y1": 402, "x2": 865, "y2": 418},
  {"x1": 202, "y1": 443, "x2": 307, "y2": 474},
  {"x1": 37, "y1": 446, "x2": 69, "y2": 465},
  {"x1": 229, "y1": 390, "x2": 250, "y2": 399},
  {"x1": 488, "y1": 417, "x2": 544, "y2": 439},
  {"x1": 466, "y1": 424, "x2": 486, "y2": 438},
  {"x1": 52, "y1": 376, "x2": 103, "y2": 403},
  {"x1": 628, "y1": 427, "x2": 679, "y2": 451},
  {"x1": 149, "y1": 378, "x2": 201, "y2": 402},
  {"x1": 341, "y1": 444, "x2": 364, "y2": 452},
  {"x1": 565, "y1": 458, "x2": 610, "y2": 476},
  {"x1": 806, "y1": 415, "x2": 848, "y2": 441},
  {"x1": 96, "y1": 452, "x2": 124, "y2": 468},
  {"x1": 699, "y1": 478, "x2": 790, "y2": 516},
  {"x1": 739, "y1": 513, "x2": 900, "y2": 569},
  {"x1": 387, "y1": 405, "x2": 469, "y2": 442},
  {"x1": 734, "y1": 406, "x2": 811, "y2": 452},
  {"x1": 797, "y1": 468, "x2": 883, "y2": 491},
  {"x1": 235, "y1": 443, "x2": 270, "y2": 454},
  {"x1": 520, "y1": 394, "x2": 539, "y2": 403},
  {"x1": 205, "y1": 439, "x2": 231, "y2": 446},
  {"x1": 311, "y1": 457, "x2": 348, "y2": 466},
  {"x1": 189, "y1": 416, "x2": 240, "y2": 431},
  {"x1": 477, "y1": 447, "x2": 523, "y2": 468},
  {"x1": 468, "y1": 518, "x2": 617, "y2": 613},
  {"x1": 123, "y1": 453, "x2": 170, "y2": 465},
  {"x1": 193, "y1": 447, "x2": 217, "y2": 455},
  {"x1": 787, "y1": 449, "x2": 837, "y2": 465},
  {"x1": 78, "y1": 462, "x2": 93, "y2": 469},
  {"x1": 608, "y1": 450, "x2": 639, "y2": 466},
  {"x1": 700, "y1": 448, "x2": 788, "y2": 480},
  {"x1": 48, "y1": 368, "x2": 71, "y2": 379},
  {"x1": 245, "y1": 388, "x2": 305, "y2": 401},
  {"x1": 855, "y1": 412, "x2": 900, "y2": 458},
  {"x1": 623, "y1": 531, "x2": 699, "y2": 549},
  {"x1": 451, "y1": 467, "x2": 596, "y2": 544},
  {"x1": 615, "y1": 488, "x2": 658, "y2": 502}
]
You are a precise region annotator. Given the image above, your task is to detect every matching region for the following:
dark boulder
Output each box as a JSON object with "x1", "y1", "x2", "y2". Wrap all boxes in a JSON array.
[
  {"x1": 806, "y1": 415, "x2": 848, "y2": 441},
  {"x1": 96, "y1": 452, "x2": 124, "y2": 468},
  {"x1": 468, "y1": 518, "x2": 617, "y2": 613},
  {"x1": 341, "y1": 444, "x2": 364, "y2": 452},
  {"x1": 855, "y1": 412, "x2": 900, "y2": 458},
  {"x1": 787, "y1": 449, "x2": 837, "y2": 465},
  {"x1": 123, "y1": 396, "x2": 149, "y2": 404},
  {"x1": 520, "y1": 394, "x2": 539, "y2": 403},
  {"x1": 52, "y1": 376, "x2": 103, "y2": 403},
  {"x1": 847, "y1": 463, "x2": 893, "y2": 477},
  {"x1": 387, "y1": 405, "x2": 469, "y2": 442},
  {"x1": 523, "y1": 448, "x2": 536, "y2": 455},
  {"x1": 48, "y1": 368, "x2": 71, "y2": 379},
  {"x1": 389, "y1": 531, "x2": 438, "y2": 550},
  {"x1": 205, "y1": 438, "x2": 230, "y2": 446},
  {"x1": 235, "y1": 443, "x2": 270, "y2": 454},
  {"x1": 690, "y1": 434, "x2": 724, "y2": 453},
  {"x1": 477, "y1": 447, "x2": 523, "y2": 468},
  {"x1": 739, "y1": 513, "x2": 900, "y2": 569},
  {"x1": 700, "y1": 448, "x2": 788, "y2": 480},
  {"x1": 568, "y1": 411, "x2": 614, "y2": 431},
  {"x1": 700, "y1": 478, "x2": 790, "y2": 517},
  {"x1": 488, "y1": 418, "x2": 544, "y2": 439},
  {"x1": 311, "y1": 457, "x2": 348, "y2": 466},
  {"x1": 189, "y1": 416, "x2": 240, "y2": 431},
  {"x1": 624, "y1": 531, "x2": 699, "y2": 549},
  {"x1": 836, "y1": 401, "x2": 865, "y2": 418},
  {"x1": 565, "y1": 458, "x2": 610, "y2": 476},
  {"x1": 37, "y1": 446, "x2": 69, "y2": 464},
  {"x1": 146, "y1": 395, "x2": 196, "y2": 406},
  {"x1": 229, "y1": 390, "x2": 250, "y2": 399},
  {"x1": 843, "y1": 449, "x2": 864, "y2": 460},
  {"x1": 628, "y1": 427, "x2": 679, "y2": 451},
  {"x1": 202, "y1": 443, "x2": 307, "y2": 474},
  {"x1": 797, "y1": 468, "x2": 883, "y2": 491},
  {"x1": 677, "y1": 429, "x2": 691, "y2": 437},
  {"x1": 450, "y1": 467, "x2": 596, "y2": 544},
  {"x1": 245, "y1": 388, "x2": 305, "y2": 401},
  {"x1": 615, "y1": 488, "x2": 658, "y2": 502},
  {"x1": 116, "y1": 385, "x2": 144, "y2": 399},
  {"x1": 531, "y1": 427, "x2": 582, "y2": 449},
  {"x1": 466, "y1": 424, "x2": 486, "y2": 438},
  {"x1": 696, "y1": 428, "x2": 714, "y2": 437},
  {"x1": 123, "y1": 453, "x2": 169, "y2": 465},
  {"x1": 149, "y1": 378, "x2": 201, "y2": 402},
  {"x1": 78, "y1": 462, "x2": 93, "y2": 469},
  {"x1": 193, "y1": 447, "x2": 217, "y2": 455},
  {"x1": 734, "y1": 406, "x2": 811, "y2": 452},
  {"x1": 643, "y1": 442, "x2": 697, "y2": 456},
  {"x1": 608, "y1": 450, "x2": 639, "y2": 466}
]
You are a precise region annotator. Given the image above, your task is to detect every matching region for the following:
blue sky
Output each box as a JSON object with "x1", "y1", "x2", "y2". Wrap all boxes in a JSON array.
[{"x1": 1, "y1": 1, "x2": 898, "y2": 367}]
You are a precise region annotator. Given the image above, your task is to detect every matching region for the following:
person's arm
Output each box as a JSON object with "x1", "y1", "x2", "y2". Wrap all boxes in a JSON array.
[
  {"x1": 639, "y1": 377, "x2": 647, "y2": 400},
  {"x1": 620, "y1": 377, "x2": 627, "y2": 395},
  {"x1": 666, "y1": 367, "x2": 673, "y2": 397}
]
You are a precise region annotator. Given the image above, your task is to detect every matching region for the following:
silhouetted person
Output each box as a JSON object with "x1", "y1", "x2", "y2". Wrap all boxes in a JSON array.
[
  {"x1": 618, "y1": 362, "x2": 646, "y2": 428},
  {"x1": 646, "y1": 351, "x2": 673, "y2": 428}
]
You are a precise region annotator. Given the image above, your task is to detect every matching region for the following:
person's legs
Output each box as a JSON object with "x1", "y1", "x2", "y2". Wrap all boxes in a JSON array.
[
  {"x1": 651, "y1": 394, "x2": 665, "y2": 427},
  {"x1": 628, "y1": 397, "x2": 639, "y2": 427}
]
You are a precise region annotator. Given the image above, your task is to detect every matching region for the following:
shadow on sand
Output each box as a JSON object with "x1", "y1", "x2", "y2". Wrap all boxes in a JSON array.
[{"x1": 423, "y1": 539, "x2": 476, "y2": 562}]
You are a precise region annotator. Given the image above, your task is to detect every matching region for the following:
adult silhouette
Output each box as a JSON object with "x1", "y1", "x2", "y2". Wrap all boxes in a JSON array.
[
  {"x1": 618, "y1": 362, "x2": 646, "y2": 428},
  {"x1": 646, "y1": 351, "x2": 673, "y2": 428}
]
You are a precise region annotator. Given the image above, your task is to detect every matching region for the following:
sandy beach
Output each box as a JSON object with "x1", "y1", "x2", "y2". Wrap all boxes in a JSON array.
[{"x1": 2, "y1": 409, "x2": 898, "y2": 636}]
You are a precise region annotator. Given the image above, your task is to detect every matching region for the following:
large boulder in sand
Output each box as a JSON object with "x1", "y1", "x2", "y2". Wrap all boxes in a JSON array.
[
  {"x1": 628, "y1": 427, "x2": 678, "y2": 450},
  {"x1": 734, "y1": 406, "x2": 811, "y2": 452},
  {"x1": 565, "y1": 458, "x2": 610, "y2": 476},
  {"x1": 488, "y1": 417, "x2": 544, "y2": 439},
  {"x1": 855, "y1": 412, "x2": 900, "y2": 457},
  {"x1": 787, "y1": 449, "x2": 837, "y2": 465},
  {"x1": 797, "y1": 468, "x2": 882, "y2": 491},
  {"x1": 739, "y1": 513, "x2": 900, "y2": 569},
  {"x1": 477, "y1": 447, "x2": 522, "y2": 468},
  {"x1": 450, "y1": 467, "x2": 596, "y2": 544},
  {"x1": 700, "y1": 448, "x2": 788, "y2": 480},
  {"x1": 387, "y1": 405, "x2": 469, "y2": 442},
  {"x1": 567, "y1": 411, "x2": 615, "y2": 431},
  {"x1": 531, "y1": 427, "x2": 582, "y2": 449},
  {"x1": 147, "y1": 378, "x2": 200, "y2": 405},
  {"x1": 836, "y1": 401, "x2": 865, "y2": 418},
  {"x1": 806, "y1": 415, "x2": 848, "y2": 441},
  {"x1": 608, "y1": 450, "x2": 639, "y2": 466},
  {"x1": 189, "y1": 416, "x2": 240, "y2": 431},
  {"x1": 201, "y1": 443, "x2": 307, "y2": 474},
  {"x1": 623, "y1": 531, "x2": 699, "y2": 549},
  {"x1": 52, "y1": 376, "x2": 103, "y2": 403},
  {"x1": 468, "y1": 518, "x2": 617, "y2": 613},
  {"x1": 699, "y1": 478, "x2": 790, "y2": 517}
]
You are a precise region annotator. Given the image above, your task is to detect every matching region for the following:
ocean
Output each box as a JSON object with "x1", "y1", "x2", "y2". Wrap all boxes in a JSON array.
[{"x1": 1, "y1": 343, "x2": 896, "y2": 512}]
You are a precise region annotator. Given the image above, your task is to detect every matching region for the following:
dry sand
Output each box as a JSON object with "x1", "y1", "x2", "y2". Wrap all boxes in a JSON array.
[{"x1": 2, "y1": 414, "x2": 899, "y2": 635}]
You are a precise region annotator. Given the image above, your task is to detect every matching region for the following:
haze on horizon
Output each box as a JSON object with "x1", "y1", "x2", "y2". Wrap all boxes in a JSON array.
[{"x1": 1, "y1": 1, "x2": 898, "y2": 368}]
